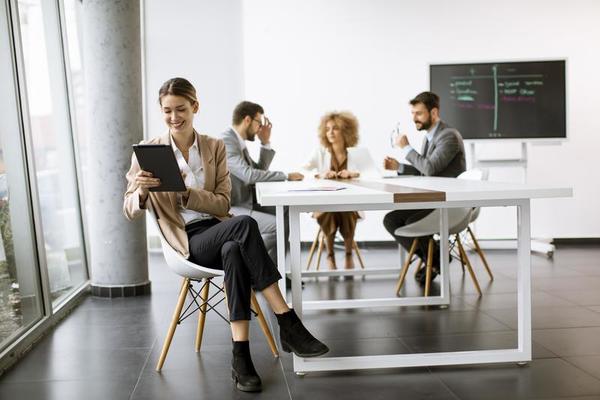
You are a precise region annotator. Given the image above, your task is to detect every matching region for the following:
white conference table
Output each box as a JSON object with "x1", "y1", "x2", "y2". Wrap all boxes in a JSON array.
[{"x1": 256, "y1": 176, "x2": 571, "y2": 374}]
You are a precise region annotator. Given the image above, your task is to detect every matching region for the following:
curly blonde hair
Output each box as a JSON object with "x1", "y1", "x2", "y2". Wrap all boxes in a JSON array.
[{"x1": 318, "y1": 111, "x2": 359, "y2": 149}]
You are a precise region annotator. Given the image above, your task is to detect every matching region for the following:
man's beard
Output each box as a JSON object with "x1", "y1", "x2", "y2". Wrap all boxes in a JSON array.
[
  {"x1": 246, "y1": 127, "x2": 257, "y2": 141},
  {"x1": 415, "y1": 116, "x2": 432, "y2": 131}
]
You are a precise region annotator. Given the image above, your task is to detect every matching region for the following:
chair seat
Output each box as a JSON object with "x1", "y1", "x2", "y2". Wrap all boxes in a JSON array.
[
  {"x1": 151, "y1": 213, "x2": 224, "y2": 281},
  {"x1": 158, "y1": 233, "x2": 224, "y2": 281},
  {"x1": 394, "y1": 207, "x2": 473, "y2": 237}
]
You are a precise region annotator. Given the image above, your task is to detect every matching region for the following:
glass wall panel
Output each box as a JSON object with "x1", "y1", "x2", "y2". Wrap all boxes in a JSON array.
[
  {"x1": 16, "y1": 0, "x2": 87, "y2": 307},
  {"x1": 0, "y1": 0, "x2": 44, "y2": 351},
  {"x1": 62, "y1": 0, "x2": 87, "y2": 186},
  {"x1": 0, "y1": 146, "x2": 44, "y2": 349}
]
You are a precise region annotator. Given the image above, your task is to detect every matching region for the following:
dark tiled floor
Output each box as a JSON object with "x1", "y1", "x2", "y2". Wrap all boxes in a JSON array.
[{"x1": 1, "y1": 244, "x2": 600, "y2": 400}]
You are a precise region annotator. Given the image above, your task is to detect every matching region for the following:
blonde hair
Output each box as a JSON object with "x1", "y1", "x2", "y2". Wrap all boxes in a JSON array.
[{"x1": 317, "y1": 111, "x2": 359, "y2": 148}]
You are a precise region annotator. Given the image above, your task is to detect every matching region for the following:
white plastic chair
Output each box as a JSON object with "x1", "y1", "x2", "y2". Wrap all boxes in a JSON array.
[
  {"x1": 393, "y1": 169, "x2": 492, "y2": 297},
  {"x1": 149, "y1": 212, "x2": 279, "y2": 372},
  {"x1": 457, "y1": 169, "x2": 494, "y2": 281}
]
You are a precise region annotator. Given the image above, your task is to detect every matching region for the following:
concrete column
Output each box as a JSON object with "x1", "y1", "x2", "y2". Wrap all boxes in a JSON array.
[{"x1": 82, "y1": 0, "x2": 149, "y2": 297}]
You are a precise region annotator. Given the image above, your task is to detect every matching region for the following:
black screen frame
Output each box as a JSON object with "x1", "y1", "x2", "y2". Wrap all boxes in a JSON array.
[{"x1": 429, "y1": 60, "x2": 567, "y2": 141}]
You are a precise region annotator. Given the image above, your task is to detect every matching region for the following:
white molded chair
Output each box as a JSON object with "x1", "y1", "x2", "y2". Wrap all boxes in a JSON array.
[
  {"x1": 150, "y1": 212, "x2": 279, "y2": 372},
  {"x1": 457, "y1": 169, "x2": 494, "y2": 281},
  {"x1": 393, "y1": 169, "x2": 492, "y2": 297},
  {"x1": 393, "y1": 206, "x2": 479, "y2": 296}
]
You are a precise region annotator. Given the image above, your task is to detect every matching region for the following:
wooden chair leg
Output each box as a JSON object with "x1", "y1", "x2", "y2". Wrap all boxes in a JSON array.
[
  {"x1": 424, "y1": 239, "x2": 434, "y2": 296},
  {"x1": 455, "y1": 234, "x2": 466, "y2": 272},
  {"x1": 306, "y1": 228, "x2": 321, "y2": 271},
  {"x1": 250, "y1": 291, "x2": 279, "y2": 358},
  {"x1": 194, "y1": 278, "x2": 211, "y2": 352},
  {"x1": 315, "y1": 232, "x2": 325, "y2": 271},
  {"x1": 467, "y1": 226, "x2": 494, "y2": 281},
  {"x1": 395, "y1": 238, "x2": 419, "y2": 295},
  {"x1": 352, "y1": 241, "x2": 365, "y2": 269},
  {"x1": 457, "y1": 235, "x2": 482, "y2": 296},
  {"x1": 156, "y1": 278, "x2": 189, "y2": 372}
]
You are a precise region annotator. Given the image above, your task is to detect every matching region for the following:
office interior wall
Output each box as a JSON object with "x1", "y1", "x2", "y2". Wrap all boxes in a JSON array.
[
  {"x1": 241, "y1": 0, "x2": 600, "y2": 240},
  {"x1": 144, "y1": 0, "x2": 599, "y2": 241},
  {"x1": 143, "y1": 0, "x2": 244, "y2": 140}
]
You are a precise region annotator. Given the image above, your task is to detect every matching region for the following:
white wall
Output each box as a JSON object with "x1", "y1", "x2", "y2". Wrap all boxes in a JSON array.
[
  {"x1": 241, "y1": 0, "x2": 600, "y2": 240},
  {"x1": 144, "y1": 0, "x2": 600, "y2": 241},
  {"x1": 144, "y1": 0, "x2": 244, "y2": 139}
]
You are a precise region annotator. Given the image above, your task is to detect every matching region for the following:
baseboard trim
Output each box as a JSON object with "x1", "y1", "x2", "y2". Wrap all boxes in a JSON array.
[
  {"x1": 553, "y1": 238, "x2": 600, "y2": 246},
  {"x1": 90, "y1": 281, "x2": 151, "y2": 298}
]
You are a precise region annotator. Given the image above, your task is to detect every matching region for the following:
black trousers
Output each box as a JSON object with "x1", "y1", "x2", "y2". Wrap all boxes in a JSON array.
[
  {"x1": 382, "y1": 209, "x2": 440, "y2": 266},
  {"x1": 186, "y1": 215, "x2": 282, "y2": 321}
]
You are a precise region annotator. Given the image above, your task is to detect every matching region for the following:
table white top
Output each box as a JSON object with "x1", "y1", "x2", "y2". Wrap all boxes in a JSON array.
[{"x1": 255, "y1": 176, "x2": 572, "y2": 207}]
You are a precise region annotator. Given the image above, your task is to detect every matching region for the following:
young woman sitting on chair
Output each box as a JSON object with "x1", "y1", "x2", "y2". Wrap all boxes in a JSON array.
[
  {"x1": 123, "y1": 77, "x2": 328, "y2": 392},
  {"x1": 304, "y1": 111, "x2": 377, "y2": 270}
]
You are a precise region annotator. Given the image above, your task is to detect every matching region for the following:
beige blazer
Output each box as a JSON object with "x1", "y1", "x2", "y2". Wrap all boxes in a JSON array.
[{"x1": 123, "y1": 131, "x2": 231, "y2": 258}]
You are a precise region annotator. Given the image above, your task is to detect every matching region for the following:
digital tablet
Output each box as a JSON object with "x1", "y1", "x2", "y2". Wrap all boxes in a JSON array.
[{"x1": 132, "y1": 144, "x2": 186, "y2": 192}]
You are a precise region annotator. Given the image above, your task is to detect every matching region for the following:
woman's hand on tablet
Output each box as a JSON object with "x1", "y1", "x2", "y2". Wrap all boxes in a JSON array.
[{"x1": 136, "y1": 170, "x2": 161, "y2": 202}]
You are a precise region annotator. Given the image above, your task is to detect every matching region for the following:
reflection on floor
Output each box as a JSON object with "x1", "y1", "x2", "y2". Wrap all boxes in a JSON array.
[{"x1": 1, "y1": 244, "x2": 600, "y2": 400}]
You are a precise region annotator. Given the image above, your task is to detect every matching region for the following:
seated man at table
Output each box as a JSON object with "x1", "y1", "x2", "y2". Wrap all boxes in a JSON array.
[
  {"x1": 220, "y1": 101, "x2": 304, "y2": 265},
  {"x1": 382, "y1": 91, "x2": 466, "y2": 284}
]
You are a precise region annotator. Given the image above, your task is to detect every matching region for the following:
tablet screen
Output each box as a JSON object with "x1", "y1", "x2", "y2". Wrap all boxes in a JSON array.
[{"x1": 132, "y1": 144, "x2": 187, "y2": 192}]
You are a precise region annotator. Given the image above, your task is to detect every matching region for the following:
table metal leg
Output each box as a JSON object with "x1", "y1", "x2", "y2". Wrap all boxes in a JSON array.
[
  {"x1": 276, "y1": 205, "x2": 287, "y2": 297},
  {"x1": 517, "y1": 199, "x2": 532, "y2": 361},
  {"x1": 439, "y1": 208, "x2": 450, "y2": 304},
  {"x1": 289, "y1": 208, "x2": 302, "y2": 316}
]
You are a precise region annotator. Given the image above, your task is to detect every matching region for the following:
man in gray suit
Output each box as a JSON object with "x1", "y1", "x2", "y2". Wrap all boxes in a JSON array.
[
  {"x1": 221, "y1": 101, "x2": 304, "y2": 264},
  {"x1": 383, "y1": 91, "x2": 466, "y2": 283}
]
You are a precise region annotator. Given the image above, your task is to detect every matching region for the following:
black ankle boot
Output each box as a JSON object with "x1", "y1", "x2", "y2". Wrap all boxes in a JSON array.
[
  {"x1": 231, "y1": 341, "x2": 262, "y2": 392},
  {"x1": 276, "y1": 309, "x2": 329, "y2": 357}
]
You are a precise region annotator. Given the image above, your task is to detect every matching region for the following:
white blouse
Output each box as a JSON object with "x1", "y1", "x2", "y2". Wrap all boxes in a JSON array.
[
  {"x1": 171, "y1": 135, "x2": 213, "y2": 224},
  {"x1": 303, "y1": 146, "x2": 380, "y2": 178}
]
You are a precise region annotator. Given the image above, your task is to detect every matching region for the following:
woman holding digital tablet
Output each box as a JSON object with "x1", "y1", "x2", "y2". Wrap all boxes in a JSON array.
[{"x1": 123, "y1": 78, "x2": 328, "y2": 392}]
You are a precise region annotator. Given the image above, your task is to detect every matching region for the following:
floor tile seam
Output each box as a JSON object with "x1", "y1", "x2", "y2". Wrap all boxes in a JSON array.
[
  {"x1": 41, "y1": 345, "x2": 156, "y2": 352},
  {"x1": 395, "y1": 336, "x2": 418, "y2": 353},
  {"x1": 395, "y1": 329, "x2": 518, "y2": 342},
  {"x1": 425, "y1": 366, "x2": 463, "y2": 400},
  {"x1": 129, "y1": 337, "x2": 157, "y2": 400},
  {"x1": 278, "y1": 355, "x2": 293, "y2": 400},
  {"x1": 384, "y1": 326, "x2": 526, "y2": 340},
  {"x1": 532, "y1": 325, "x2": 600, "y2": 333},
  {"x1": 470, "y1": 309, "x2": 517, "y2": 331},
  {"x1": 546, "y1": 290, "x2": 600, "y2": 306},
  {"x1": 258, "y1": 298, "x2": 292, "y2": 400},
  {"x1": 484, "y1": 305, "x2": 600, "y2": 312},
  {"x1": 560, "y1": 357, "x2": 600, "y2": 385},
  {"x1": 394, "y1": 333, "x2": 563, "y2": 357},
  {"x1": 0, "y1": 375, "x2": 139, "y2": 385},
  {"x1": 587, "y1": 306, "x2": 600, "y2": 314},
  {"x1": 528, "y1": 292, "x2": 579, "y2": 307}
]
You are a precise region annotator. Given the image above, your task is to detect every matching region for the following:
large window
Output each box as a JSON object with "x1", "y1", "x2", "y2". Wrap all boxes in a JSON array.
[
  {"x1": 0, "y1": 140, "x2": 44, "y2": 348},
  {"x1": 16, "y1": 0, "x2": 87, "y2": 307},
  {"x1": 0, "y1": 0, "x2": 44, "y2": 352},
  {"x1": 0, "y1": 0, "x2": 90, "y2": 360}
]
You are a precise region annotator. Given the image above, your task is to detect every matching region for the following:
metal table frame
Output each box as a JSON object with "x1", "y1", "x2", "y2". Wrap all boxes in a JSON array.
[{"x1": 273, "y1": 197, "x2": 531, "y2": 373}]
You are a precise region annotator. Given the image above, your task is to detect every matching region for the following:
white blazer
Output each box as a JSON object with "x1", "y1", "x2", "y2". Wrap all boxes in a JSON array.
[{"x1": 303, "y1": 146, "x2": 379, "y2": 179}]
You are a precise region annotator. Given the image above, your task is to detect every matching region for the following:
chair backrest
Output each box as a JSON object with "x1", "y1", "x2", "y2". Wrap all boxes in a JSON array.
[
  {"x1": 148, "y1": 211, "x2": 223, "y2": 281},
  {"x1": 393, "y1": 169, "x2": 491, "y2": 237},
  {"x1": 457, "y1": 169, "x2": 489, "y2": 222},
  {"x1": 457, "y1": 168, "x2": 489, "y2": 181}
]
